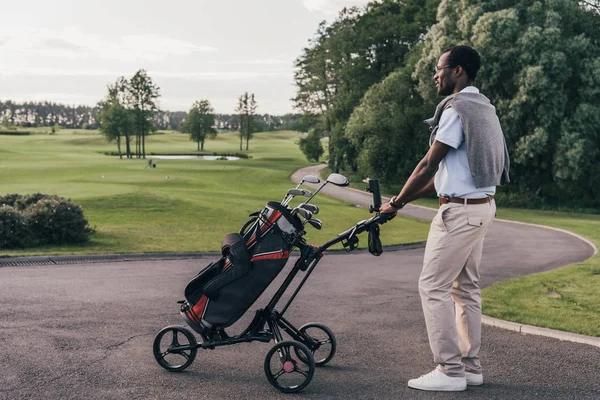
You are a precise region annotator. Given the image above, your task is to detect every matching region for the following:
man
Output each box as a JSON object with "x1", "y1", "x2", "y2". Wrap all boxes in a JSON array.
[{"x1": 380, "y1": 45, "x2": 510, "y2": 391}]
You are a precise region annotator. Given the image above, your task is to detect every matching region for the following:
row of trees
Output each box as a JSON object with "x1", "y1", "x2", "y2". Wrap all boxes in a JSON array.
[
  {"x1": 98, "y1": 70, "x2": 160, "y2": 159},
  {"x1": 98, "y1": 73, "x2": 263, "y2": 156},
  {"x1": 179, "y1": 92, "x2": 259, "y2": 151},
  {"x1": 0, "y1": 100, "x2": 187, "y2": 130},
  {"x1": 0, "y1": 101, "x2": 306, "y2": 133},
  {"x1": 294, "y1": 0, "x2": 600, "y2": 207},
  {"x1": 235, "y1": 92, "x2": 258, "y2": 151}
]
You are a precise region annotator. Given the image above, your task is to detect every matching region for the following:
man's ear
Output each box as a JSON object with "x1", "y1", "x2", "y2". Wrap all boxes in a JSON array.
[{"x1": 454, "y1": 65, "x2": 465, "y2": 79}]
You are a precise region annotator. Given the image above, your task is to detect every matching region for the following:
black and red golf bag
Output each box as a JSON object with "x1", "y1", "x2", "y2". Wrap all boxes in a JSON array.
[{"x1": 180, "y1": 201, "x2": 304, "y2": 336}]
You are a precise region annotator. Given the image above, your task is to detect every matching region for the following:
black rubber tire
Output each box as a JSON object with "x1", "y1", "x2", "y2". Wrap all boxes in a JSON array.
[
  {"x1": 295, "y1": 322, "x2": 337, "y2": 366},
  {"x1": 153, "y1": 325, "x2": 198, "y2": 372},
  {"x1": 264, "y1": 340, "x2": 315, "y2": 393}
]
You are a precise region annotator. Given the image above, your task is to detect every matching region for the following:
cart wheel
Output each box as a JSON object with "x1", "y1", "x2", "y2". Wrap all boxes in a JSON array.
[
  {"x1": 153, "y1": 325, "x2": 198, "y2": 372},
  {"x1": 295, "y1": 323, "x2": 337, "y2": 366},
  {"x1": 264, "y1": 340, "x2": 315, "y2": 393}
]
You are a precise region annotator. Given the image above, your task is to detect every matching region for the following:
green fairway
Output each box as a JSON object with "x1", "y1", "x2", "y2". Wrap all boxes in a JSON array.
[{"x1": 0, "y1": 129, "x2": 429, "y2": 256}]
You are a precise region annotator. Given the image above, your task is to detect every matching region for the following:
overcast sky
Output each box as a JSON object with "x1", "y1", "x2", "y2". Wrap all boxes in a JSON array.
[{"x1": 0, "y1": 0, "x2": 373, "y2": 114}]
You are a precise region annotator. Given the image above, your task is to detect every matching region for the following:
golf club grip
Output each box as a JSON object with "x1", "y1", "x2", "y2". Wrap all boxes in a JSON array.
[{"x1": 375, "y1": 212, "x2": 393, "y2": 224}]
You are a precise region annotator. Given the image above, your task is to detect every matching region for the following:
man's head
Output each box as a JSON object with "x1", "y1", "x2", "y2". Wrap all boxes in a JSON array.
[{"x1": 433, "y1": 45, "x2": 481, "y2": 96}]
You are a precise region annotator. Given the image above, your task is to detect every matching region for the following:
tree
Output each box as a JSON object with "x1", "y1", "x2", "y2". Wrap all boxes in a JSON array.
[
  {"x1": 580, "y1": 0, "x2": 600, "y2": 13},
  {"x1": 180, "y1": 100, "x2": 217, "y2": 151},
  {"x1": 299, "y1": 129, "x2": 324, "y2": 162},
  {"x1": 346, "y1": 63, "x2": 431, "y2": 183},
  {"x1": 414, "y1": 0, "x2": 600, "y2": 205},
  {"x1": 293, "y1": 0, "x2": 439, "y2": 172},
  {"x1": 98, "y1": 79, "x2": 134, "y2": 159},
  {"x1": 245, "y1": 93, "x2": 257, "y2": 150},
  {"x1": 235, "y1": 92, "x2": 258, "y2": 151},
  {"x1": 235, "y1": 93, "x2": 247, "y2": 151},
  {"x1": 127, "y1": 69, "x2": 160, "y2": 158}
]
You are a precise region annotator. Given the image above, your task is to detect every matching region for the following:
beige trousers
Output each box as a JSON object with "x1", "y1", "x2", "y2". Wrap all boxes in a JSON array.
[{"x1": 419, "y1": 200, "x2": 496, "y2": 377}]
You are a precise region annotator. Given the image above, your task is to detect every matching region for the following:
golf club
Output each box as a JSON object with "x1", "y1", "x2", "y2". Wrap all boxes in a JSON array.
[
  {"x1": 293, "y1": 207, "x2": 313, "y2": 221},
  {"x1": 298, "y1": 203, "x2": 319, "y2": 215},
  {"x1": 303, "y1": 218, "x2": 322, "y2": 230},
  {"x1": 304, "y1": 173, "x2": 350, "y2": 204},
  {"x1": 295, "y1": 174, "x2": 320, "y2": 189},
  {"x1": 281, "y1": 188, "x2": 313, "y2": 206}
]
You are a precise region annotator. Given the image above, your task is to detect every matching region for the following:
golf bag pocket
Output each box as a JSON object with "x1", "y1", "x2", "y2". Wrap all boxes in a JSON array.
[
  {"x1": 181, "y1": 204, "x2": 300, "y2": 331},
  {"x1": 203, "y1": 233, "x2": 251, "y2": 298}
]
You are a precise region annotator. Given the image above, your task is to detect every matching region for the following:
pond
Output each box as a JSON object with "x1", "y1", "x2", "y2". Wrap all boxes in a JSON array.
[{"x1": 147, "y1": 155, "x2": 240, "y2": 160}]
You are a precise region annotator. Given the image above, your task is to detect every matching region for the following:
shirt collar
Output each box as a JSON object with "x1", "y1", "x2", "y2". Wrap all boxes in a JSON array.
[{"x1": 460, "y1": 86, "x2": 479, "y2": 93}]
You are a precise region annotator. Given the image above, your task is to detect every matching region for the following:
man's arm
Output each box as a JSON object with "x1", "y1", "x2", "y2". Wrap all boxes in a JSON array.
[
  {"x1": 404, "y1": 177, "x2": 436, "y2": 203},
  {"x1": 381, "y1": 140, "x2": 451, "y2": 213}
]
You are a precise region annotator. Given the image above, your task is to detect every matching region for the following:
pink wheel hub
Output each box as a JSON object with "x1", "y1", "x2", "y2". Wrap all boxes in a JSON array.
[{"x1": 283, "y1": 360, "x2": 295, "y2": 373}]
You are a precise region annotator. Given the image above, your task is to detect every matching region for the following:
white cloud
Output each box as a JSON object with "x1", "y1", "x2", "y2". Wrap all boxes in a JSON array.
[
  {"x1": 300, "y1": 0, "x2": 372, "y2": 14},
  {"x1": 207, "y1": 59, "x2": 292, "y2": 66},
  {"x1": 0, "y1": 25, "x2": 216, "y2": 62},
  {"x1": 151, "y1": 70, "x2": 292, "y2": 81},
  {"x1": 0, "y1": 66, "x2": 291, "y2": 82},
  {"x1": 0, "y1": 92, "x2": 102, "y2": 106}
]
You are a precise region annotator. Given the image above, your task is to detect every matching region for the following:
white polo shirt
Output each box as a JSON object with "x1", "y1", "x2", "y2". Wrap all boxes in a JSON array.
[{"x1": 434, "y1": 87, "x2": 496, "y2": 199}]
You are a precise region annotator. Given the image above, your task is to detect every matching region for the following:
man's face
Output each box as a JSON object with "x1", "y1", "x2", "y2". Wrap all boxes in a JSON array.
[{"x1": 433, "y1": 52, "x2": 456, "y2": 96}]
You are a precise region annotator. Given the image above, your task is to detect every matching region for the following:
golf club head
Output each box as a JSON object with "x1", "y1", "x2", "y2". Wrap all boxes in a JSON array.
[
  {"x1": 305, "y1": 218, "x2": 322, "y2": 230},
  {"x1": 326, "y1": 173, "x2": 350, "y2": 187},
  {"x1": 287, "y1": 188, "x2": 312, "y2": 197},
  {"x1": 300, "y1": 175, "x2": 320, "y2": 185},
  {"x1": 282, "y1": 188, "x2": 313, "y2": 206},
  {"x1": 304, "y1": 173, "x2": 349, "y2": 204},
  {"x1": 296, "y1": 207, "x2": 313, "y2": 220},
  {"x1": 298, "y1": 203, "x2": 319, "y2": 215}
]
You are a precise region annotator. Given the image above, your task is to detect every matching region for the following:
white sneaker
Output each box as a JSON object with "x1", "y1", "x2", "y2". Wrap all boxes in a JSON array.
[
  {"x1": 407, "y1": 369, "x2": 467, "y2": 391},
  {"x1": 465, "y1": 371, "x2": 483, "y2": 386}
]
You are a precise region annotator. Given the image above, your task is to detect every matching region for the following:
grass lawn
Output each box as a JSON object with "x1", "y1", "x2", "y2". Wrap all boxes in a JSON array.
[{"x1": 0, "y1": 129, "x2": 429, "y2": 256}]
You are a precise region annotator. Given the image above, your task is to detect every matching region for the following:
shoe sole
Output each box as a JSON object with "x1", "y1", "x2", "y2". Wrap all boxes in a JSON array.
[
  {"x1": 467, "y1": 381, "x2": 484, "y2": 386},
  {"x1": 466, "y1": 374, "x2": 484, "y2": 386},
  {"x1": 408, "y1": 382, "x2": 467, "y2": 391}
]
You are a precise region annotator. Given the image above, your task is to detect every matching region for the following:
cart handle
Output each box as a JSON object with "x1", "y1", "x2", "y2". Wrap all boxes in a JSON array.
[{"x1": 308, "y1": 211, "x2": 393, "y2": 257}]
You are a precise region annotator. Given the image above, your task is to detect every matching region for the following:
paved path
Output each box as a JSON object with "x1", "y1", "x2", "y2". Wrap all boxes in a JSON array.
[
  {"x1": 0, "y1": 167, "x2": 598, "y2": 399},
  {"x1": 291, "y1": 165, "x2": 597, "y2": 288}
]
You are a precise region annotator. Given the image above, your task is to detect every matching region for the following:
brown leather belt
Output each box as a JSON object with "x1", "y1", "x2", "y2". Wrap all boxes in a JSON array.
[{"x1": 438, "y1": 196, "x2": 494, "y2": 205}]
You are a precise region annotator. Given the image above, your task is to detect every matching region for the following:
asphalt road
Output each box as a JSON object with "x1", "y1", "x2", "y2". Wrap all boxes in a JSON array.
[{"x1": 0, "y1": 167, "x2": 598, "y2": 400}]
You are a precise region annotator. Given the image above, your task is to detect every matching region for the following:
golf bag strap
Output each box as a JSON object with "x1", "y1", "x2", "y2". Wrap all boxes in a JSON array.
[{"x1": 204, "y1": 233, "x2": 251, "y2": 298}]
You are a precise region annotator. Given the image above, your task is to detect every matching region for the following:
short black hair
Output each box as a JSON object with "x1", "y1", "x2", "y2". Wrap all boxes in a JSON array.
[{"x1": 443, "y1": 45, "x2": 481, "y2": 81}]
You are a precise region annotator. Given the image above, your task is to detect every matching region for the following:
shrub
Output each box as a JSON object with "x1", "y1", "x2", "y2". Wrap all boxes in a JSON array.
[
  {"x1": 0, "y1": 193, "x2": 63, "y2": 211},
  {"x1": 24, "y1": 198, "x2": 94, "y2": 245},
  {"x1": 0, "y1": 205, "x2": 30, "y2": 249},
  {"x1": 15, "y1": 193, "x2": 62, "y2": 211},
  {"x1": 0, "y1": 193, "x2": 23, "y2": 208}
]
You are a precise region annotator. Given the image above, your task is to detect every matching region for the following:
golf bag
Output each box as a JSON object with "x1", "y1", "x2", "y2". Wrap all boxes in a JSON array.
[{"x1": 180, "y1": 201, "x2": 304, "y2": 334}]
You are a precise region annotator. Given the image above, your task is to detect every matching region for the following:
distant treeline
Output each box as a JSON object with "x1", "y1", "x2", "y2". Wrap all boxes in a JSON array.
[{"x1": 0, "y1": 100, "x2": 310, "y2": 132}]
